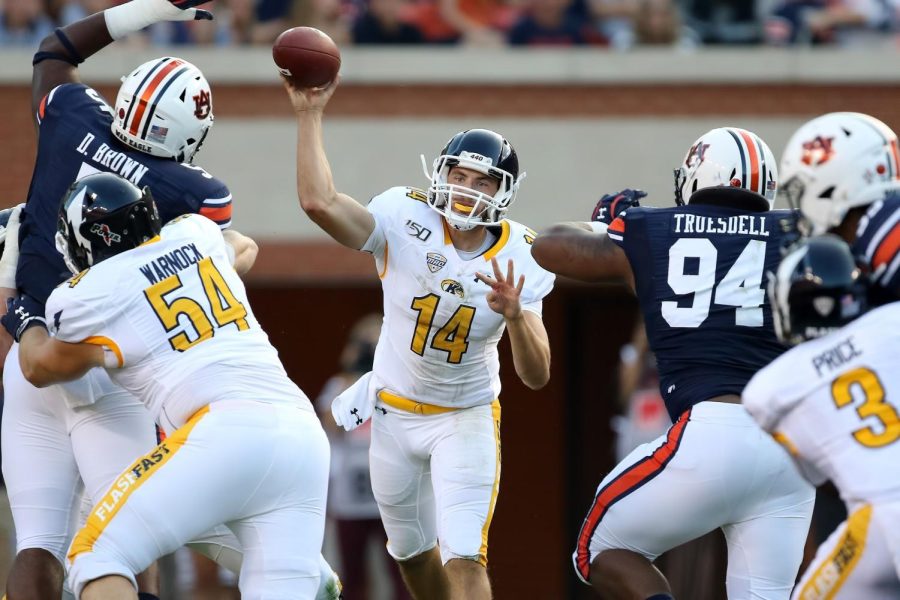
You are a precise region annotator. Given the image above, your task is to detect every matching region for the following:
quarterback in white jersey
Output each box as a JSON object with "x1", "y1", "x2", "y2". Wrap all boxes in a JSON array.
[
  {"x1": 366, "y1": 186, "x2": 553, "y2": 409},
  {"x1": 744, "y1": 235, "x2": 900, "y2": 599},
  {"x1": 3, "y1": 173, "x2": 330, "y2": 600},
  {"x1": 285, "y1": 76, "x2": 554, "y2": 600}
]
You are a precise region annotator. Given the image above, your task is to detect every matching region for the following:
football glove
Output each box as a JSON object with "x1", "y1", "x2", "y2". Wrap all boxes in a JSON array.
[
  {"x1": 591, "y1": 189, "x2": 646, "y2": 225},
  {"x1": 105, "y1": 0, "x2": 213, "y2": 40},
  {"x1": 0, "y1": 204, "x2": 24, "y2": 289},
  {"x1": 2, "y1": 294, "x2": 47, "y2": 342}
]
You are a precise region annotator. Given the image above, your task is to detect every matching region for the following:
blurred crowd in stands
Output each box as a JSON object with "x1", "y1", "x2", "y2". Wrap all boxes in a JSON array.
[{"x1": 2, "y1": 0, "x2": 898, "y2": 49}]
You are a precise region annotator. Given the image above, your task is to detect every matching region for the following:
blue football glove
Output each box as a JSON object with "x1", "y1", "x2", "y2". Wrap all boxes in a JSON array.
[
  {"x1": 2, "y1": 295, "x2": 47, "y2": 342},
  {"x1": 591, "y1": 189, "x2": 647, "y2": 225}
]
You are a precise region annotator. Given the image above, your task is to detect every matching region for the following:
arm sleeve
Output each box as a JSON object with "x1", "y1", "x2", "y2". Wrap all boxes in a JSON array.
[
  {"x1": 36, "y1": 83, "x2": 78, "y2": 126},
  {"x1": 521, "y1": 263, "x2": 555, "y2": 316},
  {"x1": 361, "y1": 190, "x2": 396, "y2": 273},
  {"x1": 46, "y1": 285, "x2": 122, "y2": 367},
  {"x1": 198, "y1": 193, "x2": 233, "y2": 229}
]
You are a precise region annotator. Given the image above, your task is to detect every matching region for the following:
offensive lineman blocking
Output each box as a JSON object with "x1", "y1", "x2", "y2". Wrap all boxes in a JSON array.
[{"x1": 3, "y1": 173, "x2": 330, "y2": 599}]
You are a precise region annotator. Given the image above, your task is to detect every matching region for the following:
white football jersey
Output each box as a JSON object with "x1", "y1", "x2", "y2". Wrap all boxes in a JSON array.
[
  {"x1": 46, "y1": 214, "x2": 311, "y2": 431},
  {"x1": 743, "y1": 302, "x2": 900, "y2": 505},
  {"x1": 363, "y1": 187, "x2": 555, "y2": 409}
]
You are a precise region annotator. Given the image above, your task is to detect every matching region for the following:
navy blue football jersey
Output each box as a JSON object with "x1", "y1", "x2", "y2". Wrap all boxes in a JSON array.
[
  {"x1": 19, "y1": 83, "x2": 233, "y2": 303},
  {"x1": 609, "y1": 203, "x2": 793, "y2": 420},
  {"x1": 852, "y1": 192, "x2": 900, "y2": 306}
]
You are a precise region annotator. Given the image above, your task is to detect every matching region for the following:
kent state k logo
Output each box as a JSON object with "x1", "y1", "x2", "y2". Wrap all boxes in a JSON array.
[
  {"x1": 801, "y1": 136, "x2": 835, "y2": 166},
  {"x1": 685, "y1": 142, "x2": 710, "y2": 168},
  {"x1": 193, "y1": 90, "x2": 211, "y2": 119}
]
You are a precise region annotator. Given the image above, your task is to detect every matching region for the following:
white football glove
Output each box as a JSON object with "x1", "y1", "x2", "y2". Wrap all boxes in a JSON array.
[
  {"x1": 105, "y1": 0, "x2": 214, "y2": 40},
  {"x1": 0, "y1": 204, "x2": 25, "y2": 289}
]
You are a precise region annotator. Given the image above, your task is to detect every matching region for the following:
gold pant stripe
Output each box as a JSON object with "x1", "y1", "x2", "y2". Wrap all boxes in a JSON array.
[
  {"x1": 67, "y1": 405, "x2": 211, "y2": 562},
  {"x1": 377, "y1": 390, "x2": 460, "y2": 415},
  {"x1": 797, "y1": 504, "x2": 872, "y2": 600},
  {"x1": 478, "y1": 400, "x2": 502, "y2": 567}
]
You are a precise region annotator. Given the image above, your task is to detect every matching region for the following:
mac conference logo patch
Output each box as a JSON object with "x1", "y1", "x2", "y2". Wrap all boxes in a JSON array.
[{"x1": 427, "y1": 252, "x2": 447, "y2": 273}]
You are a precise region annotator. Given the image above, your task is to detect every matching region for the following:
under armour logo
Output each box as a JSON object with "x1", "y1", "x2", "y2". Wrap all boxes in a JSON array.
[
  {"x1": 375, "y1": 407, "x2": 387, "y2": 415},
  {"x1": 350, "y1": 408, "x2": 363, "y2": 426},
  {"x1": 15, "y1": 306, "x2": 28, "y2": 319}
]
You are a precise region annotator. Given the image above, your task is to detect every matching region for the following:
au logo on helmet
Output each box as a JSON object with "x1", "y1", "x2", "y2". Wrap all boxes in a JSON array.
[
  {"x1": 90, "y1": 223, "x2": 122, "y2": 247},
  {"x1": 193, "y1": 90, "x2": 211, "y2": 120},
  {"x1": 685, "y1": 142, "x2": 710, "y2": 168},
  {"x1": 801, "y1": 136, "x2": 835, "y2": 166}
]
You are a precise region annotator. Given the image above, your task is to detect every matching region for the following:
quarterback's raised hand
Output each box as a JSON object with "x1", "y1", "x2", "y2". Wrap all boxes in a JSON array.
[
  {"x1": 476, "y1": 258, "x2": 525, "y2": 320},
  {"x1": 282, "y1": 76, "x2": 340, "y2": 114},
  {"x1": 591, "y1": 188, "x2": 646, "y2": 225}
]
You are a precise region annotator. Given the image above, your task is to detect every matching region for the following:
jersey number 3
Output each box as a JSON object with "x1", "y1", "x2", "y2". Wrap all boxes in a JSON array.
[
  {"x1": 832, "y1": 367, "x2": 900, "y2": 448},
  {"x1": 145, "y1": 257, "x2": 249, "y2": 352},
  {"x1": 663, "y1": 238, "x2": 766, "y2": 328}
]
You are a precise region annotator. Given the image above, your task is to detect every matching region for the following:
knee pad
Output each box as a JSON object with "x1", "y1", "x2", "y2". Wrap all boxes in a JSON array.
[{"x1": 387, "y1": 538, "x2": 438, "y2": 563}]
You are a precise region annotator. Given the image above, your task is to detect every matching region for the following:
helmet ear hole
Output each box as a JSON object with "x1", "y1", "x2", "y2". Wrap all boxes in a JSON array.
[{"x1": 819, "y1": 186, "x2": 835, "y2": 199}]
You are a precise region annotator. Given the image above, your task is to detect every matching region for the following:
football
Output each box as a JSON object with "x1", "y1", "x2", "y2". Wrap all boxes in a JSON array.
[{"x1": 273, "y1": 27, "x2": 341, "y2": 89}]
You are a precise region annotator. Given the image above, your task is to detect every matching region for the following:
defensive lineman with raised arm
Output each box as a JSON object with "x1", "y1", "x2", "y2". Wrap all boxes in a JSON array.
[
  {"x1": 3, "y1": 172, "x2": 331, "y2": 600},
  {"x1": 531, "y1": 127, "x2": 815, "y2": 600},
  {"x1": 284, "y1": 77, "x2": 554, "y2": 600},
  {"x1": 1, "y1": 0, "x2": 232, "y2": 596},
  {"x1": 1, "y1": 0, "x2": 342, "y2": 596},
  {"x1": 743, "y1": 235, "x2": 900, "y2": 599}
]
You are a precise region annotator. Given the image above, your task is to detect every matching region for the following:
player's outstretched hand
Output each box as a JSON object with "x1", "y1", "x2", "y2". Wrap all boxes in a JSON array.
[
  {"x1": 282, "y1": 76, "x2": 340, "y2": 115},
  {"x1": 591, "y1": 188, "x2": 646, "y2": 225},
  {"x1": 476, "y1": 258, "x2": 524, "y2": 320},
  {"x1": 161, "y1": 0, "x2": 213, "y2": 21},
  {"x1": 105, "y1": 0, "x2": 213, "y2": 42}
]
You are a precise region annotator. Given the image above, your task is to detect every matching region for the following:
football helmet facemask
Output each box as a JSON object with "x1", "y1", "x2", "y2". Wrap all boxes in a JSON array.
[
  {"x1": 112, "y1": 57, "x2": 213, "y2": 164},
  {"x1": 421, "y1": 129, "x2": 524, "y2": 231},
  {"x1": 56, "y1": 173, "x2": 162, "y2": 274},
  {"x1": 779, "y1": 112, "x2": 900, "y2": 236},
  {"x1": 674, "y1": 127, "x2": 778, "y2": 211},
  {"x1": 769, "y1": 234, "x2": 868, "y2": 346}
]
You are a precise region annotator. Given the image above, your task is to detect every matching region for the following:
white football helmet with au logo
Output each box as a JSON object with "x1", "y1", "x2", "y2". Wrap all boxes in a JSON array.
[
  {"x1": 111, "y1": 57, "x2": 214, "y2": 164},
  {"x1": 674, "y1": 127, "x2": 778, "y2": 211},
  {"x1": 780, "y1": 112, "x2": 900, "y2": 236}
]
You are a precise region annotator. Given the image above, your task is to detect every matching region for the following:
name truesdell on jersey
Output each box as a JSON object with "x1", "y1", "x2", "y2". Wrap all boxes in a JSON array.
[
  {"x1": 138, "y1": 243, "x2": 205, "y2": 284},
  {"x1": 673, "y1": 214, "x2": 770, "y2": 236}
]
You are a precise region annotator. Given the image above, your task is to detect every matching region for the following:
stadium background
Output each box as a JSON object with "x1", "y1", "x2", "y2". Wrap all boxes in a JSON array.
[{"x1": 1, "y1": 46, "x2": 899, "y2": 598}]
